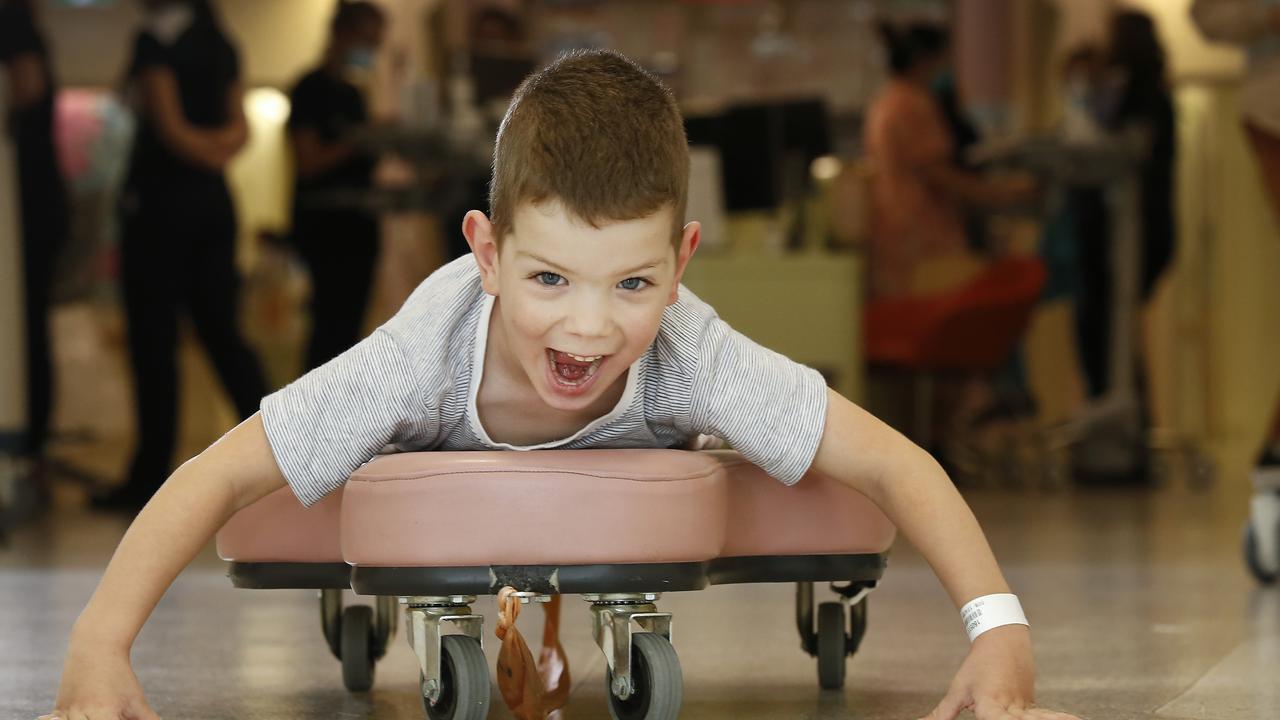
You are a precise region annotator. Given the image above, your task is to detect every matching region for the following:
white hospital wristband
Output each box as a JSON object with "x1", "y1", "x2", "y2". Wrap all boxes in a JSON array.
[{"x1": 961, "y1": 593, "x2": 1028, "y2": 643}]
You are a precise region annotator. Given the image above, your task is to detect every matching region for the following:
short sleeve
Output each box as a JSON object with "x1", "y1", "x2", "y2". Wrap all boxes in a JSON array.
[
  {"x1": 687, "y1": 319, "x2": 829, "y2": 485},
  {"x1": 260, "y1": 329, "x2": 437, "y2": 506},
  {"x1": 128, "y1": 31, "x2": 175, "y2": 76},
  {"x1": 287, "y1": 76, "x2": 324, "y2": 131}
]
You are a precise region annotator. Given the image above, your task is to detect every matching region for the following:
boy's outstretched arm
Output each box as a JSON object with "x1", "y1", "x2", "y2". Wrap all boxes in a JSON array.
[
  {"x1": 813, "y1": 389, "x2": 1081, "y2": 720},
  {"x1": 39, "y1": 413, "x2": 287, "y2": 720}
]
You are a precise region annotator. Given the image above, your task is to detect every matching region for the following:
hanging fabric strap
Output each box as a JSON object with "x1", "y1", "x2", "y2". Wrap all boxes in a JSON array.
[{"x1": 495, "y1": 586, "x2": 571, "y2": 720}]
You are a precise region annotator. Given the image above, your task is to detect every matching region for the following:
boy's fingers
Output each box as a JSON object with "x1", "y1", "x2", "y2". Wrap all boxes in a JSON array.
[
  {"x1": 1025, "y1": 709, "x2": 1081, "y2": 720},
  {"x1": 1015, "y1": 708, "x2": 1071, "y2": 720},
  {"x1": 919, "y1": 689, "x2": 969, "y2": 720},
  {"x1": 129, "y1": 706, "x2": 162, "y2": 720},
  {"x1": 972, "y1": 697, "x2": 1022, "y2": 720},
  {"x1": 1008, "y1": 707, "x2": 1068, "y2": 720}
]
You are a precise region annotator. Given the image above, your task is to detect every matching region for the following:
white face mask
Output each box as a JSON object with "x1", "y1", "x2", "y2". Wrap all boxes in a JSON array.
[{"x1": 147, "y1": 3, "x2": 195, "y2": 45}]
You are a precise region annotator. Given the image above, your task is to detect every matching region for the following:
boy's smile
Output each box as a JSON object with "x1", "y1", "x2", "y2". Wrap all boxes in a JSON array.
[{"x1": 464, "y1": 201, "x2": 699, "y2": 421}]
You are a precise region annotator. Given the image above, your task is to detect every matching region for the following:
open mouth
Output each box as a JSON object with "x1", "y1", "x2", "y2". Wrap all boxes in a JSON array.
[{"x1": 546, "y1": 348, "x2": 607, "y2": 391}]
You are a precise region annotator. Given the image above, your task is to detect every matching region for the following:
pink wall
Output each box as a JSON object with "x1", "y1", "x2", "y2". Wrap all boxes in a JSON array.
[{"x1": 954, "y1": 0, "x2": 1014, "y2": 114}]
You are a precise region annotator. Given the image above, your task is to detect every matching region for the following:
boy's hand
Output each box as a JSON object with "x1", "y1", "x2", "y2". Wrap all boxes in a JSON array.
[
  {"x1": 921, "y1": 625, "x2": 1080, "y2": 720},
  {"x1": 39, "y1": 643, "x2": 159, "y2": 720},
  {"x1": 36, "y1": 413, "x2": 284, "y2": 720}
]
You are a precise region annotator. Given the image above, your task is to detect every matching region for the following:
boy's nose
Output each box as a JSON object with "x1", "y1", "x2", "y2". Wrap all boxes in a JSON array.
[{"x1": 562, "y1": 296, "x2": 613, "y2": 340}]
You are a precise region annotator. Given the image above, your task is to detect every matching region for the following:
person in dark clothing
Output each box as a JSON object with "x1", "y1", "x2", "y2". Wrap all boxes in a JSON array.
[
  {"x1": 1075, "y1": 10, "x2": 1177, "y2": 399},
  {"x1": 0, "y1": 0, "x2": 70, "y2": 468},
  {"x1": 95, "y1": 0, "x2": 266, "y2": 510},
  {"x1": 288, "y1": 0, "x2": 386, "y2": 371},
  {"x1": 1104, "y1": 11, "x2": 1178, "y2": 300}
]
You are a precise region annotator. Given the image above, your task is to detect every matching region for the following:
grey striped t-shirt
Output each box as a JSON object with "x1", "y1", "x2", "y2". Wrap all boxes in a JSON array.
[{"x1": 260, "y1": 255, "x2": 829, "y2": 507}]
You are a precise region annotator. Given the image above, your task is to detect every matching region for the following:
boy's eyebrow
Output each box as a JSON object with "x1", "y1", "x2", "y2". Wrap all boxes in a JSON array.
[
  {"x1": 520, "y1": 252, "x2": 573, "y2": 274},
  {"x1": 519, "y1": 251, "x2": 667, "y2": 276}
]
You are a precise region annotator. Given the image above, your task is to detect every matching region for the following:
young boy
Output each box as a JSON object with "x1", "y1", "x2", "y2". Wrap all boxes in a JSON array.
[{"x1": 42, "y1": 50, "x2": 1079, "y2": 720}]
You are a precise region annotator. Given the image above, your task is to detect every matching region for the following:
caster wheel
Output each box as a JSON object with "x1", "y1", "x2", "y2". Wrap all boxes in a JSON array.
[
  {"x1": 423, "y1": 635, "x2": 490, "y2": 720},
  {"x1": 816, "y1": 601, "x2": 847, "y2": 690},
  {"x1": 607, "y1": 633, "x2": 683, "y2": 720},
  {"x1": 1244, "y1": 523, "x2": 1278, "y2": 585},
  {"x1": 341, "y1": 605, "x2": 375, "y2": 692},
  {"x1": 847, "y1": 598, "x2": 868, "y2": 655}
]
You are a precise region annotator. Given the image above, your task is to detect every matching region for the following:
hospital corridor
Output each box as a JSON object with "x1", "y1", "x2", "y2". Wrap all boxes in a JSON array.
[{"x1": 2, "y1": 1, "x2": 1279, "y2": 719}]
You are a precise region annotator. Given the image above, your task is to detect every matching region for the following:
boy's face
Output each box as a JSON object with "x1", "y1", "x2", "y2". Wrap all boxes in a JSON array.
[{"x1": 464, "y1": 201, "x2": 700, "y2": 413}]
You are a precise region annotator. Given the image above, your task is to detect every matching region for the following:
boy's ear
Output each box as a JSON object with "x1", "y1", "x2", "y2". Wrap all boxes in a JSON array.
[
  {"x1": 668, "y1": 221, "x2": 702, "y2": 304},
  {"x1": 462, "y1": 210, "x2": 502, "y2": 296}
]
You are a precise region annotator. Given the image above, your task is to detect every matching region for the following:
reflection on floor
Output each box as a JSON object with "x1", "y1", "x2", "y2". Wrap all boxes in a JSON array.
[
  {"x1": 6, "y1": 296, "x2": 1274, "y2": 719},
  {"x1": 1, "y1": 475, "x2": 1272, "y2": 720}
]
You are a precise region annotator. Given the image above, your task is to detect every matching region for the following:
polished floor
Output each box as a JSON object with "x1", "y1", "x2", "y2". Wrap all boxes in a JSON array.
[
  {"x1": 4, "y1": 304, "x2": 1275, "y2": 719},
  {"x1": 1, "y1": 474, "x2": 1272, "y2": 720}
]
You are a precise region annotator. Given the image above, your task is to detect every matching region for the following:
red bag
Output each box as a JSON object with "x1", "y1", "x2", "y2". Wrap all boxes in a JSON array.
[{"x1": 495, "y1": 587, "x2": 571, "y2": 720}]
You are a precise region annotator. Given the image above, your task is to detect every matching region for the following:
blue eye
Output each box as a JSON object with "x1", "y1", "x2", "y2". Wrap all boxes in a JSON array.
[
  {"x1": 536, "y1": 272, "x2": 565, "y2": 287},
  {"x1": 619, "y1": 277, "x2": 648, "y2": 291}
]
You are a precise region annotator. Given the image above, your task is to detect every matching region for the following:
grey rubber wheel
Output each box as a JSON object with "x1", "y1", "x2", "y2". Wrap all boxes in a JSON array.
[
  {"x1": 423, "y1": 635, "x2": 491, "y2": 720},
  {"x1": 607, "y1": 633, "x2": 683, "y2": 720},
  {"x1": 1244, "y1": 522, "x2": 1278, "y2": 585},
  {"x1": 817, "y1": 601, "x2": 847, "y2": 689},
  {"x1": 341, "y1": 605, "x2": 375, "y2": 692}
]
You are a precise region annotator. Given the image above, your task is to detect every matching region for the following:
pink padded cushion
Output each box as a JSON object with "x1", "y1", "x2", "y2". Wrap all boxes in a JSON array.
[
  {"x1": 711, "y1": 452, "x2": 896, "y2": 557},
  {"x1": 216, "y1": 486, "x2": 345, "y2": 563},
  {"x1": 341, "y1": 450, "x2": 729, "y2": 567}
]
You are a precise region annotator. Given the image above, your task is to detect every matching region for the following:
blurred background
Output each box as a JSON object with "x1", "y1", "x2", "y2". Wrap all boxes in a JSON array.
[
  {"x1": 3, "y1": 0, "x2": 1277, "y2": 499},
  {"x1": 3, "y1": 1, "x2": 1280, "y2": 718}
]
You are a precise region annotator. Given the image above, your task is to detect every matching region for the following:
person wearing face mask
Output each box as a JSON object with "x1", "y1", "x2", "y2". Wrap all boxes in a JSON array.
[
  {"x1": 95, "y1": 0, "x2": 267, "y2": 511},
  {"x1": 863, "y1": 21, "x2": 1038, "y2": 300},
  {"x1": 0, "y1": 0, "x2": 69, "y2": 490},
  {"x1": 287, "y1": 0, "x2": 386, "y2": 372}
]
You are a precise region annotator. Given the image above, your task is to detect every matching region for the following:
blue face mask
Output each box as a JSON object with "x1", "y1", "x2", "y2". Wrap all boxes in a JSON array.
[{"x1": 345, "y1": 47, "x2": 376, "y2": 71}]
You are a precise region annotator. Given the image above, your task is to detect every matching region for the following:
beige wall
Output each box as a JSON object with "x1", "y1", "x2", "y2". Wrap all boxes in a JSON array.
[
  {"x1": 1048, "y1": 0, "x2": 1112, "y2": 51},
  {"x1": 43, "y1": 0, "x2": 335, "y2": 89},
  {"x1": 226, "y1": 87, "x2": 292, "y2": 260},
  {"x1": 1169, "y1": 83, "x2": 1280, "y2": 475},
  {"x1": 1122, "y1": 0, "x2": 1245, "y2": 80},
  {"x1": 1043, "y1": 0, "x2": 1246, "y2": 80}
]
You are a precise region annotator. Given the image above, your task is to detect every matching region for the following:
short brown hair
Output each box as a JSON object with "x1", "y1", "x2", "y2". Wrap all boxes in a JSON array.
[
  {"x1": 489, "y1": 49, "x2": 689, "y2": 244},
  {"x1": 332, "y1": 1, "x2": 385, "y2": 34}
]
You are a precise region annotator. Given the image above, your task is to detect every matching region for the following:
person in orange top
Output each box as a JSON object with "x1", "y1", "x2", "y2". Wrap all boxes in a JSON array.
[{"x1": 863, "y1": 22, "x2": 1035, "y2": 299}]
